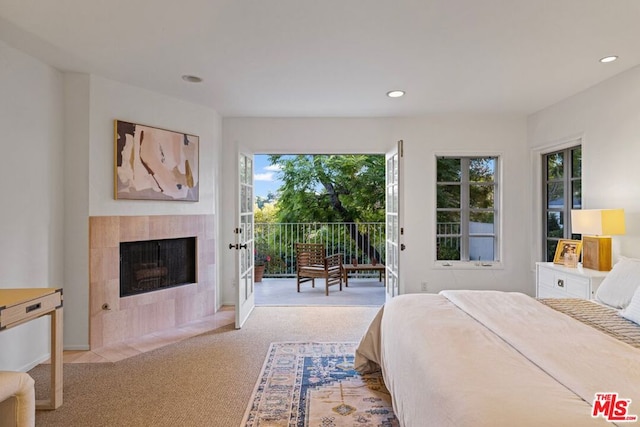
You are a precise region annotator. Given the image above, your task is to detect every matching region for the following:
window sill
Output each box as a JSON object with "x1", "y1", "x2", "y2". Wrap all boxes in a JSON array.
[{"x1": 433, "y1": 261, "x2": 504, "y2": 270}]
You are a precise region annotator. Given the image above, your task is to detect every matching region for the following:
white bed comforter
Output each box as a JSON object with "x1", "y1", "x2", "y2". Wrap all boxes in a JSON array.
[{"x1": 355, "y1": 291, "x2": 640, "y2": 427}]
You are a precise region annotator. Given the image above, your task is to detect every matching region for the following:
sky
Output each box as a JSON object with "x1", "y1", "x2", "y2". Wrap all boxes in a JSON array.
[{"x1": 253, "y1": 154, "x2": 283, "y2": 198}]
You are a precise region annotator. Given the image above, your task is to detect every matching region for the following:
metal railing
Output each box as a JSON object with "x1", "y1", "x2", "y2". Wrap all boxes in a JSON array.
[
  {"x1": 255, "y1": 222, "x2": 384, "y2": 278},
  {"x1": 436, "y1": 222, "x2": 461, "y2": 258}
]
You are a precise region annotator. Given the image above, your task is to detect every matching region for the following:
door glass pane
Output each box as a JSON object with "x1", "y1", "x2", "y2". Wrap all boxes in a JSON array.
[
  {"x1": 246, "y1": 219, "x2": 253, "y2": 242},
  {"x1": 437, "y1": 185, "x2": 460, "y2": 208},
  {"x1": 469, "y1": 158, "x2": 495, "y2": 181},
  {"x1": 240, "y1": 216, "x2": 247, "y2": 244},
  {"x1": 245, "y1": 184, "x2": 253, "y2": 211},
  {"x1": 547, "y1": 183, "x2": 564, "y2": 208},
  {"x1": 386, "y1": 241, "x2": 393, "y2": 267},
  {"x1": 387, "y1": 216, "x2": 397, "y2": 242},
  {"x1": 393, "y1": 185, "x2": 398, "y2": 212},
  {"x1": 240, "y1": 155, "x2": 246, "y2": 183},
  {"x1": 394, "y1": 157, "x2": 398, "y2": 184},
  {"x1": 469, "y1": 212, "x2": 494, "y2": 234},
  {"x1": 572, "y1": 181, "x2": 582, "y2": 209},
  {"x1": 437, "y1": 158, "x2": 461, "y2": 182},
  {"x1": 241, "y1": 185, "x2": 247, "y2": 213},
  {"x1": 547, "y1": 211, "x2": 563, "y2": 237},
  {"x1": 547, "y1": 153, "x2": 564, "y2": 180},
  {"x1": 240, "y1": 216, "x2": 248, "y2": 272},
  {"x1": 387, "y1": 187, "x2": 397, "y2": 213},
  {"x1": 246, "y1": 157, "x2": 253, "y2": 184},
  {"x1": 470, "y1": 184, "x2": 494, "y2": 208},
  {"x1": 571, "y1": 147, "x2": 582, "y2": 178},
  {"x1": 546, "y1": 239, "x2": 558, "y2": 262},
  {"x1": 470, "y1": 237, "x2": 494, "y2": 261}
]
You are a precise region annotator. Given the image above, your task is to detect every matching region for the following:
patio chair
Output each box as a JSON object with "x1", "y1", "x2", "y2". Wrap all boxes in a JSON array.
[{"x1": 295, "y1": 243, "x2": 343, "y2": 295}]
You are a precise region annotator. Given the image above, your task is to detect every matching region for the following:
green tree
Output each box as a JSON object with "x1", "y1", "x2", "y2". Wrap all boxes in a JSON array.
[
  {"x1": 269, "y1": 154, "x2": 385, "y2": 261},
  {"x1": 254, "y1": 202, "x2": 278, "y2": 223}
]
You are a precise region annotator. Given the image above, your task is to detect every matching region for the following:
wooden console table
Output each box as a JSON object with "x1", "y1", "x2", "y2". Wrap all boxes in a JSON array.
[
  {"x1": 342, "y1": 264, "x2": 385, "y2": 286},
  {"x1": 0, "y1": 288, "x2": 63, "y2": 410}
]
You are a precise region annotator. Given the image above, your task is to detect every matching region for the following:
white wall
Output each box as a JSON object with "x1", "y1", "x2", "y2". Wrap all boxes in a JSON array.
[
  {"x1": 221, "y1": 116, "x2": 529, "y2": 304},
  {"x1": 60, "y1": 75, "x2": 222, "y2": 348},
  {"x1": 87, "y1": 75, "x2": 220, "y2": 217},
  {"x1": 528, "y1": 65, "x2": 640, "y2": 263},
  {"x1": 0, "y1": 42, "x2": 222, "y2": 367},
  {"x1": 0, "y1": 40, "x2": 64, "y2": 370},
  {"x1": 63, "y1": 73, "x2": 91, "y2": 350}
]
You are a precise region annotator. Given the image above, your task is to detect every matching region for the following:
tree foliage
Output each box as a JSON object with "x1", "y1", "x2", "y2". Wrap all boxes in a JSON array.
[
  {"x1": 265, "y1": 154, "x2": 385, "y2": 264},
  {"x1": 254, "y1": 202, "x2": 278, "y2": 223},
  {"x1": 270, "y1": 154, "x2": 385, "y2": 223}
]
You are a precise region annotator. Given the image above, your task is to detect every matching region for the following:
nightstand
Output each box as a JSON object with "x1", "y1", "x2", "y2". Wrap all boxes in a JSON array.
[{"x1": 536, "y1": 262, "x2": 608, "y2": 299}]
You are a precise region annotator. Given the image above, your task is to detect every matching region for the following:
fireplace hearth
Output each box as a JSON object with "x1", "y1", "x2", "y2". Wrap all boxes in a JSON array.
[{"x1": 120, "y1": 237, "x2": 196, "y2": 297}]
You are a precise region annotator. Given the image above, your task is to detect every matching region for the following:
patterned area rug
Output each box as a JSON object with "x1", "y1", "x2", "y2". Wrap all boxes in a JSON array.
[{"x1": 242, "y1": 342, "x2": 398, "y2": 427}]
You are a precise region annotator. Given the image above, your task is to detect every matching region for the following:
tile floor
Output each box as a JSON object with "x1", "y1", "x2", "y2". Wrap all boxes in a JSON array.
[{"x1": 58, "y1": 306, "x2": 235, "y2": 364}]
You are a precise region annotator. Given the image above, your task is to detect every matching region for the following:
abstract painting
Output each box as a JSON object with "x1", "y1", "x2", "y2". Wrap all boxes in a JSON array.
[{"x1": 114, "y1": 120, "x2": 199, "y2": 201}]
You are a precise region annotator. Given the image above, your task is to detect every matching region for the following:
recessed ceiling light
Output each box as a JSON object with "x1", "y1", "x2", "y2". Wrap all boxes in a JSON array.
[
  {"x1": 182, "y1": 75, "x2": 203, "y2": 83},
  {"x1": 387, "y1": 90, "x2": 405, "y2": 98},
  {"x1": 599, "y1": 56, "x2": 618, "y2": 64}
]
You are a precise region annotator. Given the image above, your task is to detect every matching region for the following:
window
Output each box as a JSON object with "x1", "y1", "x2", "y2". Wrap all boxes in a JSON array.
[
  {"x1": 543, "y1": 146, "x2": 582, "y2": 261},
  {"x1": 436, "y1": 156, "x2": 499, "y2": 262}
]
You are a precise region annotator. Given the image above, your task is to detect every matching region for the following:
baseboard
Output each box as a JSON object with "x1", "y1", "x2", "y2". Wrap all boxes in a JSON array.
[
  {"x1": 18, "y1": 353, "x2": 50, "y2": 373},
  {"x1": 63, "y1": 344, "x2": 90, "y2": 351}
]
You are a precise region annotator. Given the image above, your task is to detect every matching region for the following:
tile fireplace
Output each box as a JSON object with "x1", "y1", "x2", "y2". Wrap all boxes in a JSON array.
[{"x1": 89, "y1": 215, "x2": 216, "y2": 349}]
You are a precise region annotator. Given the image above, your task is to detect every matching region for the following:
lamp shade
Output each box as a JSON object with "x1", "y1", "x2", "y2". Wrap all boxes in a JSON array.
[{"x1": 570, "y1": 209, "x2": 626, "y2": 236}]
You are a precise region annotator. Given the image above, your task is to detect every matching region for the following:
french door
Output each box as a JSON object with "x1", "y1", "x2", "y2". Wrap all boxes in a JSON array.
[
  {"x1": 235, "y1": 151, "x2": 255, "y2": 328},
  {"x1": 385, "y1": 140, "x2": 403, "y2": 301}
]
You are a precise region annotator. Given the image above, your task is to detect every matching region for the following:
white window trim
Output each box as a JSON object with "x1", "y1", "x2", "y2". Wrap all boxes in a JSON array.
[
  {"x1": 529, "y1": 135, "x2": 583, "y2": 272},
  {"x1": 433, "y1": 152, "x2": 504, "y2": 269}
]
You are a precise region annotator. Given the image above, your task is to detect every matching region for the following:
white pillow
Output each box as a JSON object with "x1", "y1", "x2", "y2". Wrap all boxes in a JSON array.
[
  {"x1": 620, "y1": 286, "x2": 640, "y2": 325},
  {"x1": 594, "y1": 256, "x2": 640, "y2": 309}
]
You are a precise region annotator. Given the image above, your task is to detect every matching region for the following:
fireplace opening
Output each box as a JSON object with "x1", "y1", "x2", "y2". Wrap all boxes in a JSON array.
[{"x1": 120, "y1": 237, "x2": 196, "y2": 297}]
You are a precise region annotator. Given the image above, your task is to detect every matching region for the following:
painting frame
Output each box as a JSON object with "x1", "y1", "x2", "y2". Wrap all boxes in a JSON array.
[
  {"x1": 553, "y1": 239, "x2": 583, "y2": 265},
  {"x1": 114, "y1": 120, "x2": 199, "y2": 201}
]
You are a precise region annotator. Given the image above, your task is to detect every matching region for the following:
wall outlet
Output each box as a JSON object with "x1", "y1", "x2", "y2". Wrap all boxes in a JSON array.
[{"x1": 421, "y1": 282, "x2": 428, "y2": 292}]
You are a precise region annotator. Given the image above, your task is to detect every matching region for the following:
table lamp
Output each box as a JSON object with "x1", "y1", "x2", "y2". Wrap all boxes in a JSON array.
[{"x1": 570, "y1": 209, "x2": 625, "y2": 271}]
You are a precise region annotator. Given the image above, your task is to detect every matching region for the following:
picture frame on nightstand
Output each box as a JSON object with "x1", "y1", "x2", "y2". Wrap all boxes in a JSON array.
[{"x1": 553, "y1": 239, "x2": 582, "y2": 265}]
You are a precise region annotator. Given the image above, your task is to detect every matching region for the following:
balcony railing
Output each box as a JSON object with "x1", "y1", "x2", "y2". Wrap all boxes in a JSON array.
[
  {"x1": 255, "y1": 221, "x2": 477, "y2": 277},
  {"x1": 255, "y1": 222, "x2": 384, "y2": 278}
]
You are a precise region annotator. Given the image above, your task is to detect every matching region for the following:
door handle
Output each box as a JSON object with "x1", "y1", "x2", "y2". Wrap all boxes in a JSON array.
[{"x1": 228, "y1": 243, "x2": 248, "y2": 250}]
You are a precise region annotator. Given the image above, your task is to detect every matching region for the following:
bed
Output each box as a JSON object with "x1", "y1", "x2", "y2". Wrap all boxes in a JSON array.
[{"x1": 355, "y1": 259, "x2": 640, "y2": 427}]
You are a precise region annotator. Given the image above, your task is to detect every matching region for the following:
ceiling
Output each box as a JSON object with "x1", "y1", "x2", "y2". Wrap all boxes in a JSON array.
[{"x1": 1, "y1": 0, "x2": 639, "y2": 117}]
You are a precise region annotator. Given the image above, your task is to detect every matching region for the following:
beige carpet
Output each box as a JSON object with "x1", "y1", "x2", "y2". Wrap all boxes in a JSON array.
[{"x1": 29, "y1": 306, "x2": 380, "y2": 427}]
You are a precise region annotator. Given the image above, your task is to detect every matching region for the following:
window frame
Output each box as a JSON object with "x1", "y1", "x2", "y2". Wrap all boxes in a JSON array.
[
  {"x1": 542, "y1": 145, "x2": 582, "y2": 262},
  {"x1": 435, "y1": 154, "x2": 502, "y2": 269}
]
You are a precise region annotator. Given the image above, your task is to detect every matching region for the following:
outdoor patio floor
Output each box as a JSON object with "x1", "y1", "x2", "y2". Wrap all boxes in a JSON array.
[{"x1": 254, "y1": 277, "x2": 385, "y2": 306}]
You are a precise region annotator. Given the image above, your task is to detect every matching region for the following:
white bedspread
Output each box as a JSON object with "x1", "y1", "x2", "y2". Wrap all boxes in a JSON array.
[{"x1": 355, "y1": 291, "x2": 640, "y2": 427}]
